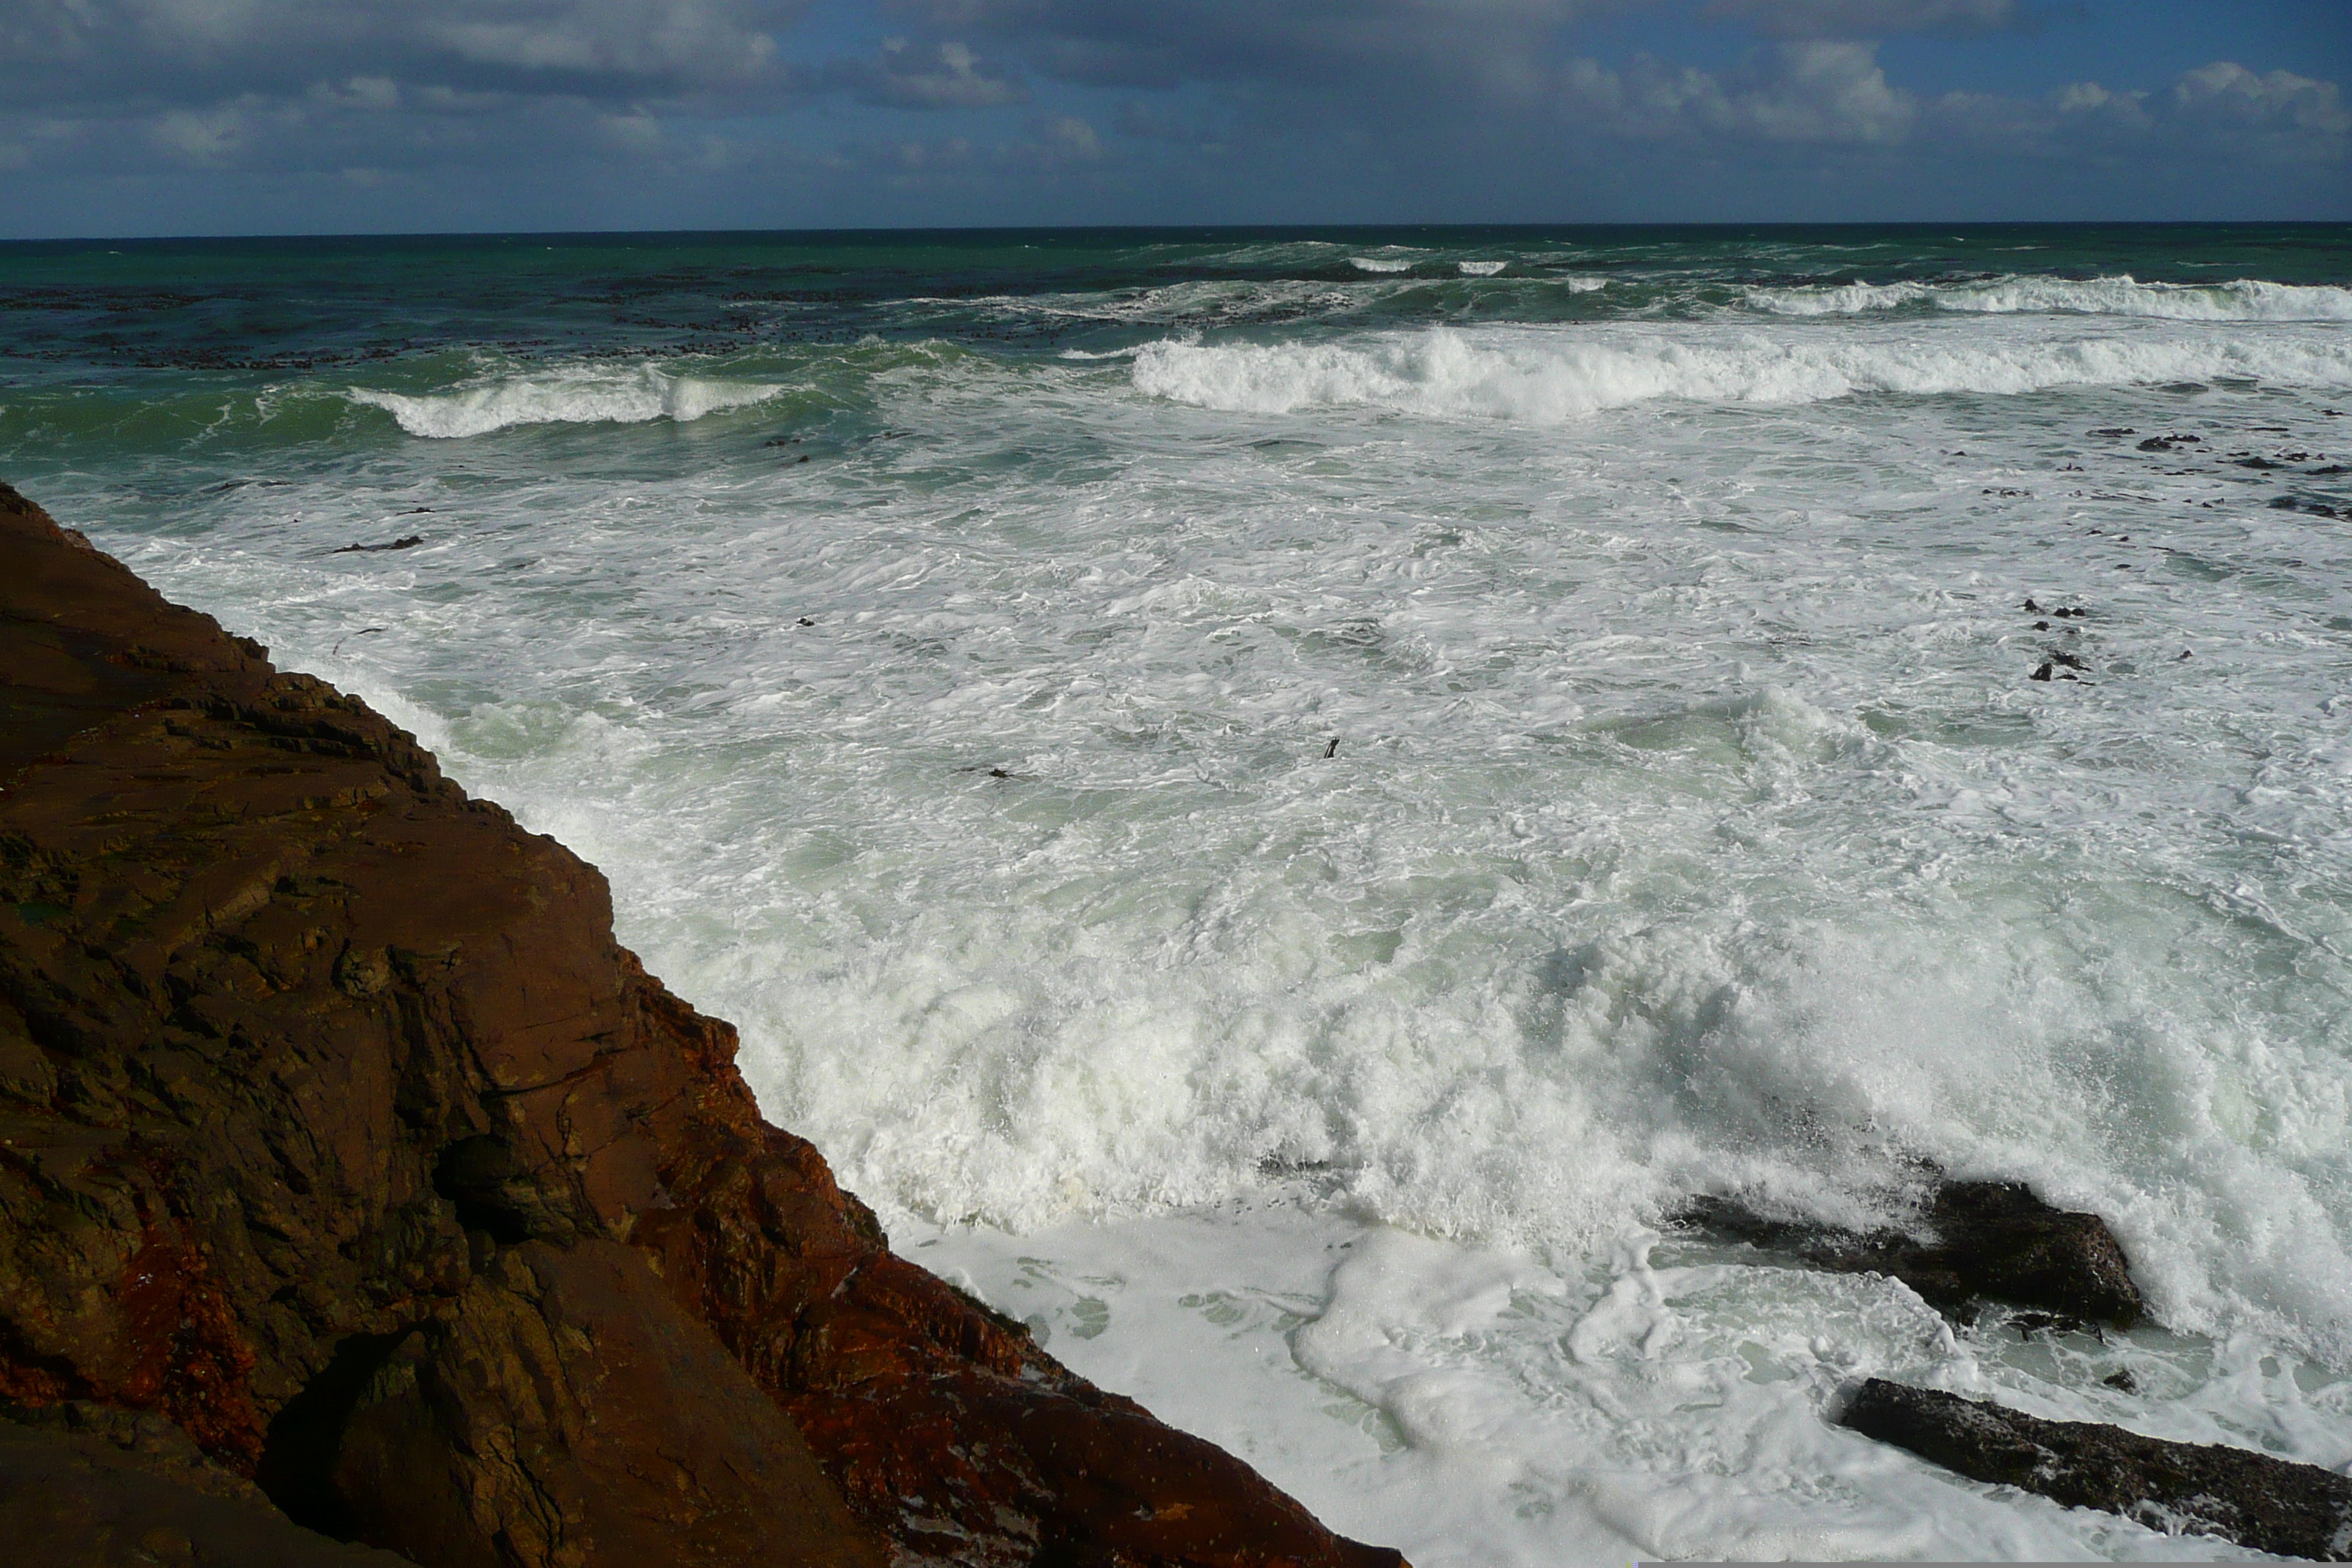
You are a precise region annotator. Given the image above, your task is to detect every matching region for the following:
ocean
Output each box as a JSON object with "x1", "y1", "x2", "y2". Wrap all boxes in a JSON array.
[{"x1": 5, "y1": 223, "x2": 2351, "y2": 1561}]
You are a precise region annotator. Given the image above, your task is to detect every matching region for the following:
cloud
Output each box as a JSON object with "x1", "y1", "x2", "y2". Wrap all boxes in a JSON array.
[
  {"x1": 2169, "y1": 61, "x2": 2350, "y2": 140},
  {"x1": 1583, "y1": 41, "x2": 1918, "y2": 144},
  {"x1": 1, "y1": 0, "x2": 804, "y2": 105},
  {"x1": 0, "y1": 1, "x2": 2340, "y2": 228},
  {"x1": 904, "y1": 0, "x2": 1594, "y2": 96},
  {"x1": 151, "y1": 101, "x2": 258, "y2": 164},
  {"x1": 1700, "y1": 0, "x2": 2026, "y2": 38},
  {"x1": 2021, "y1": 60, "x2": 2349, "y2": 164},
  {"x1": 827, "y1": 38, "x2": 1025, "y2": 108}
]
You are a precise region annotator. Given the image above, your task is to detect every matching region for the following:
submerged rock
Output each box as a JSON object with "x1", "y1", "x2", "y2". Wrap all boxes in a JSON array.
[
  {"x1": 1677, "y1": 1177, "x2": 2144, "y2": 1327},
  {"x1": 1840, "y1": 1379, "x2": 2352, "y2": 1560}
]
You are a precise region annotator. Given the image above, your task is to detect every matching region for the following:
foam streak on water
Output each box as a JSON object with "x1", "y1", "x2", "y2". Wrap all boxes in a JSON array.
[{"x1": 5, "y1": 225, "x2": 2350, "y2": 1563}]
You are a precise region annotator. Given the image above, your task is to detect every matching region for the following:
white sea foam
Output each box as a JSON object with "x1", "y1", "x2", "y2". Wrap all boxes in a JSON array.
[
  {"x1": 1350, "y1": 255, "x2": 1416, "y2": 274},
  {"x1": 1133, "y1": 320, "x2": 2352, "y2": 421},
  {"x1": 1747, "y1": 273, "x2": 2352, "y2": 321},
  {"x1": 350, "y1": 363, "x2": 784, "y2": 437},
  {"x1": 101, "y1": 291, "x2": 2352, "y2": 1565},
  {"x1": 1458, "y1": 260, "x2": 1508, "y2": 277}
]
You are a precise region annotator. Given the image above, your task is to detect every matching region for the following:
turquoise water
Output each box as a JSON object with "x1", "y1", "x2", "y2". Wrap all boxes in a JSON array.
[{"x1": 8, "y1": 225, "x2": 2352, "y2": 1561}]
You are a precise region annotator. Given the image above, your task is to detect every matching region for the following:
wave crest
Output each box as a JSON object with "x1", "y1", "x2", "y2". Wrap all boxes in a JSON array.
[
  {"x1": 351, "y1": 363, "x2": 785, "y2": 439},
  {"x1": 1745, "y1": 274, "x2": 2352, "y2": 322},
  {"x1": 1131, "y1": 323, "x2": 2352, "y2": 422}
]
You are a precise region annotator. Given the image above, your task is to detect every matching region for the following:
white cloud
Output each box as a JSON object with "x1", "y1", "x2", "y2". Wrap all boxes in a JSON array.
[
  {"x1": 2170, "y1": 61, "x2": 2350, "y2": 139},
  {"x1": 1043, "y1": 113, "x2": 1100, "y2": 159},
  {"x1": 1564, "y1": 42, "x2": 1918, "y2": 146},
  {"x1": 599, "y1": 106, "x2": 663, "y2": 148},
  {"x1": 151, "y1": 100, "x2": 254, "y2": 162},
  {"x1": 832, "y1": 38, "x2": 1025, "y2": 108},
  {"x1": 309, "y1": 75, "x2": 401, "y2": 110}
]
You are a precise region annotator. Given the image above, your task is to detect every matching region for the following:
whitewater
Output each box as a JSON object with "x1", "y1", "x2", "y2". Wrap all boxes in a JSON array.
[{"x1": 5, "y1": 226, "x2": 2351, "y2": 1562}]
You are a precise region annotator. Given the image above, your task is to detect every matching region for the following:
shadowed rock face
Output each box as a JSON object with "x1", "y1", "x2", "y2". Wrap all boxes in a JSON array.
[
  {"x1": 0, "y1": 483, "x2": 1406, "y2": 1568},
  {"x1": 1842, "y1": 1379, "x2": 2352, "y2": 1560},
  {"x1": 1678, "y1": 1177, "x2": 2144, "y2": 1327},
  {"x1": 0, "y1": 1412, "x2": 417, "y2": 1568}
]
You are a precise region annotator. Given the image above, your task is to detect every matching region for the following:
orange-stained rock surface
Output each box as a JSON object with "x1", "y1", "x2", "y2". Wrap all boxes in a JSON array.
[{"x1": 0, "y1": 483, "x2": 1408, "y2": 1568}]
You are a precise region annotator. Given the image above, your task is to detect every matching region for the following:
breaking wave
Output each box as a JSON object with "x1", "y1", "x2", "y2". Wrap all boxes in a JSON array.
[
  {"x1": 1132, "y1": 322, "x2": 2352, "y2": 422},
  {"x1": 1745, "y1": 274, "x2": 2352, "y2": 322},
  {"x1": 350, "y1": 363, "x2": 785, "y2": 438}
]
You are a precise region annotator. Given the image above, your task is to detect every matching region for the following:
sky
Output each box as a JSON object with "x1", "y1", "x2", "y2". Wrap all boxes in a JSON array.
[{"x1": 0, "y1": 0, "x2": 2345, "y2": 236}]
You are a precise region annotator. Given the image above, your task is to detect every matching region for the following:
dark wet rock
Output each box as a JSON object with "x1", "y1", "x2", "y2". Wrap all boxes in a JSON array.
[
  {"x1": 2274, "y1": 497, "x2": 2346, "y2": 518},
  {"x1": 2104, "y1": 1368, "x2": 2141, "y2": 1392},
  {"x1": 330, "y1": 535, "x2": 423, "y2": 554},
  {"x1": 2031, "y1": 663, "x2": 2054, "y2": 681},
  {"x1": 2048, "y1": 650, "x2": 2087, "y2": 671},
  {"x1": 2088, "y1": 427, "x2": 2136, "y2": 437},
  {"x1": 1677, "y1": 1178, "x2": 2144, "y2": 1327},
  {"x1": 2236, "y1": 457, "x2": 2287, "y2": 470},
  {"x1": 1839, "y1": 1379, "x2": 2352, "y2": 1560},
  {"x1": 2138, "y1": 434, "x2": 2202, "y2": 452},
  {"x1": 2022, "y1": 598, "x2": 2042, "y2": 612},
  {"x1": 2033, "y1": 620, "x2": 2050, "y2": 630}
]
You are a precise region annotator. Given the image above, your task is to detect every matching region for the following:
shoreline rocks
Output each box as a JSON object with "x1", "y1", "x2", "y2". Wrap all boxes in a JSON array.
[
  {"x1": 1841, "y1": 1379, "x2": 2352, "y2": 1560},
  {"x1": 0, "y1": 483, "x2": 1406, "y2": 1568},
  {"x1": 1676, "y1": 1176, "x2": 2144, "y2": 1327}
]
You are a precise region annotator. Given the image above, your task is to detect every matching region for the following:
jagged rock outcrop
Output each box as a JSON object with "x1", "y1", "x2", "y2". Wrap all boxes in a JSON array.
[
  {"x1": 1678, "y1": 1177, "x2": 2144, "y2": 1327},
  {"x1": 1842, "y1": 1378, "x2": 2352, "y2": 1559},
  {"x1": 0, "y1": 483, "x2": 1405, "y2": 1568}
]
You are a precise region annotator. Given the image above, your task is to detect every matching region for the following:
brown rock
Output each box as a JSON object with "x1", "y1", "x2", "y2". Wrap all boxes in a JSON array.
[
  {"x1": 0, "y1": 483, "x2": 1406, "y2": 1568},
  {"x1": 0, "y1": 1413, "x2": 415, "y2": 1568},
  {"x1": 1841, "y1": 1377, "x2": 2352, "y2": 1558},
  {"x1": 314, "y1": 1240, "x2": 878, "y2": 1568}
]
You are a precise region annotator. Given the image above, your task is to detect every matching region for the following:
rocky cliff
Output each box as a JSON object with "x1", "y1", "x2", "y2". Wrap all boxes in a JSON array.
[{"x1": 0, "y1": 485, "x2": 1404, "y2": 1568}]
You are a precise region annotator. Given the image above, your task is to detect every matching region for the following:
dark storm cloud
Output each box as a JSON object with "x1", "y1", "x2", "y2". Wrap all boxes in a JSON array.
[
  {"x1": 902, "y1": 0, "x2": 1594, "y2": 94},
  {"x1": 1698, "y1": 0, "x2": 2026, "y2": 38},
  {"x1": 1, "y1": 0, "x2": 803, "y2": 107}
]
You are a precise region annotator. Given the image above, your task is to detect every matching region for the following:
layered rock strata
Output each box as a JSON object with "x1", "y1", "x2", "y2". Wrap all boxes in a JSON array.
[{"x1": 0, "y1": 484, "x2": 1403, "y2": 1568}]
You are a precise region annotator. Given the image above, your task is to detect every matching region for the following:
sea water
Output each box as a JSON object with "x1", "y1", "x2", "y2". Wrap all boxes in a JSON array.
[{"x1": 4, "y1": 225, "x2": 2351, "y2": 1561}]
